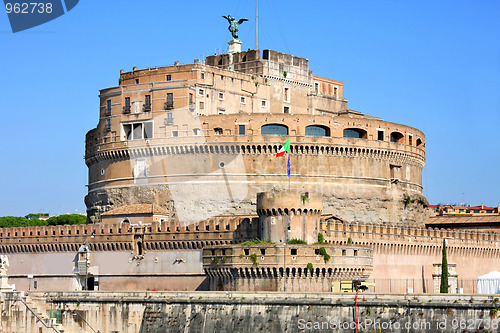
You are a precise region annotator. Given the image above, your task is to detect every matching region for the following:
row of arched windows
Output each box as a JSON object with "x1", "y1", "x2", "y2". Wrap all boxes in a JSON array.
[
  {"x1": 259, "y1": 124, "x2": 423, "y2": 147},
  {"x1": 205, "y1": 266, "x2": 367, "y2": 278}
]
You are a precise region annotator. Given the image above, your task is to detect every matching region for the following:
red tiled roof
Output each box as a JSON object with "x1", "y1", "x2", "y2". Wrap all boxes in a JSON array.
[
  {"x1": 426, "y1": 215, "x2": 500, "y2": 225},
  {"x1": 468, "y1": 205, "x2": 495, "y2": 210},
  {"x1": 102, "y1": 204, "x2": 168, "y2": 216}
]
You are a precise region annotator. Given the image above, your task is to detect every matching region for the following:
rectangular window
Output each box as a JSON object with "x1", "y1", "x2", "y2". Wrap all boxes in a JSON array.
[
  {"x1": 261, "y1": 100, "x2": 267, "y2": 107},
  {"x1": 218, "y1": 108, "x2": 225, "y2": 114},
  {"x1": 124, "y1": 97, "x2": 131, "y2": 113},
  {"x1": 240, "y1": 96, "x2": 246, "y2": 104},
  {"x1": 122, "y1": 121, "x2": 153, "y2": 140},
  {"x1": 390, "y1": 164, "x2": 401, "y2": 179},
  {"x1": 133, "y1": 123, "x2": 143, "y2": 140},
  {"x1": 201, "y1": 73, "x2": 205, "y2": 79},
  {"x1": 166, "y1": 93, "x2": 174, "y2": 110},
  {"x1": 199, "y1": 88, "x2": 205, "y2": 96},
  {"x1": 135, "y1": 79, "x2": 139, "y2": 84},
  {"x1": 199, "y1": 101, "x2": 204, "y2": 110},
  {"x1": 165, "y1": 112, "x2": 173, "y2": 125},
  {"x1": 409, "y1": 135, "x2": 413, "y2": 145},
  {"x1": 106, "y1": 100, "x2": 111, "y2": 115},
  {"x1": 166, "y1": 75, "x2": 171, "y2": 81},
  {"x1": 105, "y1": 119, "x2": 111, "y2": 132},
  {"x1": 144, "y1": 95, "x2": 151, "y2": 111},
  {"x1": 172, "y1": 130, "x2": 178, "y2": 137},
  {"x1": 314, "y1": 83, "x2": 319, "y2": 94},
  {"x1": 238, "y1": 125, "x2": 245, "y2": 135},
  {"x1": 284, "y1": 87, "x2": 290, "y2": 102},
  {"x1": 377, "y1": 130, "x2": 384, "y2": 141},
  {"x1": 284, "y1": 106, "x2": 290, "y2": 114},
  {"x1": 189, "y1": 93, "x2": 194, "y2": 105},
  {"x1": 333, "y1": 87, "x2": 338, "y2": 98},
  {"x1": 218, "y1": 92, "x2": 224, "y2": 100},
  {"x1": 291, "y1": 248, "x2": 297, "y2": 256},
  {"x1": 144, "y1": 122, "x2": 153, "y2": 139}
]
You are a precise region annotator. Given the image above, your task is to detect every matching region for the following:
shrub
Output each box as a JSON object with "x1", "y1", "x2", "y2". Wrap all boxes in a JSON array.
[
  {"x1": 250, "y1": 253, "x2": 258, "y2": 266},
  {"x1": 347, "y1": 237, "x2": 353, "y2": 245},
  {"x1": 318, "y1": 247, "x2": 330, "y2": 263},
  {"x1": 317, "y1": 233, "x2": 325, "y2": 244},
  {"x1": 287, "y1": 238, "x2": 307, "y2": 245},
  {"x1": 240, "y1": 239, "x2": 273, "y2": 246},
  {"x1": 307, "y1": 263, "x2": 313, "y2": 273}
]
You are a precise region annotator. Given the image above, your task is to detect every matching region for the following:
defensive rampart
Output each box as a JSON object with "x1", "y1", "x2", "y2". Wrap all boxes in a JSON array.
[{"x1": 2, "y1": 291, "x2": 500, "y2": 333}]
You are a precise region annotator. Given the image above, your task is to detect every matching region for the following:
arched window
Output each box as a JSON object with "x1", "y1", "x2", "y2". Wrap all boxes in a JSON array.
[
  {"x1": 416, "y1": 138, "x2": 423, "y2": 148},
  {"x1": 343, "y1": 128, "x2": 367, "y2": 139},
  {"x1": 261, "y1": 124, "x2": 288, "y2": 136},
  {"x1": 305, "y1": 125, "x2": 330, "y2": 137},
  {"x1": 390, "y1": 131, "x2": 404, "y2": 143}
]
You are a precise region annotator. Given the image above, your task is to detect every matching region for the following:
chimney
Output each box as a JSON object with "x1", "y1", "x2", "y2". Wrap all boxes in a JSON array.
[
  {"x1": 133, "y1": 66, "x2": 137, "y2": 71},
  {"x1": 174, "y1": 61, "x2": 179, "y2": 66}
]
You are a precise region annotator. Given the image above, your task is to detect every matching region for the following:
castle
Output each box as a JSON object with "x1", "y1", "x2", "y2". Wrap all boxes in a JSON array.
[
  {"x1": 84, "y1": 45, "x2": 427, "y2": 226},
  {"x1": 0, "y1": 41, "x2": 498, "y2": 294}
]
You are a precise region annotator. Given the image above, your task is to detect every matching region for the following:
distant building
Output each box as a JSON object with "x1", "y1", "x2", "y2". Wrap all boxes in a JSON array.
[
  {"x1": 428, "y1": 203, "x2": 500, "y2": 217},
  {"x1": 25, "y1": 213, "x2": 49, "y2": 221},
  {"x1": 100, "y1": 204, "x2": 168, "y2": 225}
]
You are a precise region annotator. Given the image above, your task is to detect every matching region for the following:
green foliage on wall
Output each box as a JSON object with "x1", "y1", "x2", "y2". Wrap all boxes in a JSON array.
[
  {"x1": 250, "y1": 253, "x2": 258, "y2": 266},
  {"x1": 287, "y1": 238, "x2": 307, "y2": 245},
  {"x1": 318, "y1": 247, "x2": 331, "y2": 263},
  {"x1": 307, "y1": 263, "x2": 313, "y2": 273},
  {"x1": 240, "y1": 239, "x2": 273, "y2": 246},
  {"x1": 317, "y1": 233, "x2": 326, "y2": 244}
]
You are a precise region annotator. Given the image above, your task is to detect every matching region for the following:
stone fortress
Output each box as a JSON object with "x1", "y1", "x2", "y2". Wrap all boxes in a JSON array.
[
  {"x1": 0, "y1": 37, "x2": 498, "y2": 296},
  {"x1": 84, "y1": 45, "x2": 427, "y2": 226}
]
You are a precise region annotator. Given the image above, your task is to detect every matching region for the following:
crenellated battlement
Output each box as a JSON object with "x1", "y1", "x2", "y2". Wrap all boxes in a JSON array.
[
  {"x1": 321, "y1": 219, "x2": 500, "y2": 250},
  {"x1": 1, "y1": 217, "x2": 499, "y2": 254},
  {"x1": 0, "y1": 216, "x2": 259, "y2": 253}
]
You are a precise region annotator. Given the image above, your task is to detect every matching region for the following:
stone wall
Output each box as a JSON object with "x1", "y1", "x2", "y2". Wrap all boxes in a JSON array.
[{"x1": 2, "y1": 291, "x2": 500, "y2": 333}]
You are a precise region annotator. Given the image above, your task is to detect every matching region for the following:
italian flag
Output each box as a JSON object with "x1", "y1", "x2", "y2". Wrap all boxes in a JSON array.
[{"x1": 276, "y1": 139, "x2": 290, "y2": 157}]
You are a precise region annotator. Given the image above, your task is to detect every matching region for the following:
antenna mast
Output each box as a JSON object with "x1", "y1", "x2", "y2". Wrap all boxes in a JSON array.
[{"x1": 256, "y1": 0, "x2": 259, "y2": 50}]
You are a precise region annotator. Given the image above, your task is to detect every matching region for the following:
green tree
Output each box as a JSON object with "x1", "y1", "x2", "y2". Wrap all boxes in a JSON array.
[{"x1": 440, "y1": 239, "x2": 449, "y2": 293}]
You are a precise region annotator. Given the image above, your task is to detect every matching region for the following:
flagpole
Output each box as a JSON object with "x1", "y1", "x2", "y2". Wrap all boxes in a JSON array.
[
  {"x1": 288, "y1": 137, "x2": 291, "y2": 191},
  {"x1": 288, "y1": 151, "x2": 290, "y2": 191}
]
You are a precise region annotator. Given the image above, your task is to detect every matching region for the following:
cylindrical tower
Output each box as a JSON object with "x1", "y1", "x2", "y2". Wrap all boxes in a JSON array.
[{"x1": 257, "y1": 191, "x2": 322, "y2": 244}]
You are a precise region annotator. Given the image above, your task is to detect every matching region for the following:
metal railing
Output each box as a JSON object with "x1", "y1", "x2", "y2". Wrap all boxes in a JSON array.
[
  {"x1": 18, "y1": 295, "x2": 61, "y2": 333},
  {"x1": 362, "y1": 279, "x2": 491, "y2": 294}
]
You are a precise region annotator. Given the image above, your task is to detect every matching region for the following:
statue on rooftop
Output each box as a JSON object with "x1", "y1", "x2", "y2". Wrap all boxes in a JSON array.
[{"x1": 222, "y1": 15, "x2": 248, "y2": 40}]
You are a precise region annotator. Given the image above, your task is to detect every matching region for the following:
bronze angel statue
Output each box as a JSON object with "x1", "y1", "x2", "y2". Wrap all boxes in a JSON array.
[{"x1": 222, "y1": 15, "x2": 248, "y2": 39}]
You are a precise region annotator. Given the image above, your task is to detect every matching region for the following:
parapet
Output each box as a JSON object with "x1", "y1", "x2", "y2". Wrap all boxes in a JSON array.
[{"x1": 257, "y1": 191, "x2": 323, "y2": 216}]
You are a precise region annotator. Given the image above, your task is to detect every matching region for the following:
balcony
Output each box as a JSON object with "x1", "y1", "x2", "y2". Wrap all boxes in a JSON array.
[
  {"x1": 165, "y1": 102, "x2": 174, "y2": 110},
  {"x1": 143, "y1": 103, "x2": 152, "y2": 112},
  {"x1": 123, "y1": 105, "x2": 131, "y2": 114}
]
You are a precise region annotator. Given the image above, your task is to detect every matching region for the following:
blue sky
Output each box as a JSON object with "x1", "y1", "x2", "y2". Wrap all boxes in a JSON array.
[{"x1": 0, "y1": 0, "x2": 499, "y2": 216}]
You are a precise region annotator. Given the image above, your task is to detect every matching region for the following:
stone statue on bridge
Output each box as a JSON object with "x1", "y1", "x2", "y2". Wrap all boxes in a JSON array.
[
  {"x1": 0, "y1": 255, "x2": 13, "y2": 291},
  {"x1": 0, "y1": 255, "x2": 9, "y2": 277}
]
